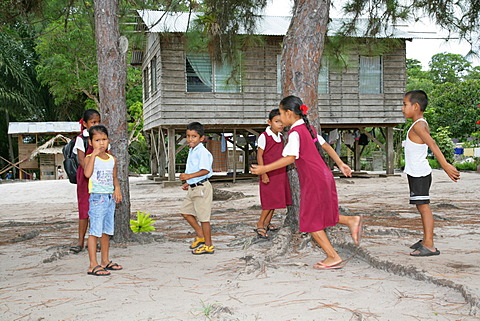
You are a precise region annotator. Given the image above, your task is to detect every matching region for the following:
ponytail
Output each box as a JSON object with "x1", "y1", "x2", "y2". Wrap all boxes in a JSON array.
[
  {"x1": 280, "y1": 95, "x2": 326, "y2": 161},
  {"x1": 301, "y1": 113, "x2": 326, "y2": 162}
]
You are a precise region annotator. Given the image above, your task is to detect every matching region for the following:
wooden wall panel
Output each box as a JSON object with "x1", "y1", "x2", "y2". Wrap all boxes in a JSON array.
[{"x1": 143, "y1": 35, "x2": 406, "y2": 130}]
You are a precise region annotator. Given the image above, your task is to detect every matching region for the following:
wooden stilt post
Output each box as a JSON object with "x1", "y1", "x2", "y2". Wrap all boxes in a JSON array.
[
  {"x1": 244, "y1": 131, "x2": 250, "y2": 173},
  {"x1": 167, "y1": 128, "x2": 176, "y2": 181},
  {"x1": 354, "y1": 139, "x2": 361, "y2": 172},
  {"x1": 386, "y1": 126, "x2": 394, "y2": 175},
  {"x1": 233, "y1": 129, "x2": 237, "y2": 183}
]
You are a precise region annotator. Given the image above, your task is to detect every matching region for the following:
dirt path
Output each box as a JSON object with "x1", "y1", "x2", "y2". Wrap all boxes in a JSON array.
[{"x1": 0, "y1": 170, "x2": 479, "y2": 320}]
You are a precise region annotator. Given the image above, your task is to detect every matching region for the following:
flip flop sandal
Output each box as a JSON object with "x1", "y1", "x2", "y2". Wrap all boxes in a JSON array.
[
  {"x1": 410, "y1": 240, "x2": 423, "y2": 250},
  {"x1": 104, "y1": 261, "x2": 123, "y2": 271},
  {"x1": 410, "y1": 244, "x2": 440, "y2": 257},
  {"x1": 87, "y1": 265, "x2": 111, "y2": 276},
  {"x1": 313, "y1": 261, "x2": 344, "y2": 270},
  {"x1": 69, "y1": 245, "x2": 83, "y2": 254},
  {"x1": 253, "y1": 227, "x2": 268, "y2": 239}
]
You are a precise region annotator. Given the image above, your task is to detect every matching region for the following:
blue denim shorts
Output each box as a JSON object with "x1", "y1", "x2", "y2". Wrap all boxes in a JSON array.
[{"x1": 88, "y1": 193, "x2": 115, "y2": 237}]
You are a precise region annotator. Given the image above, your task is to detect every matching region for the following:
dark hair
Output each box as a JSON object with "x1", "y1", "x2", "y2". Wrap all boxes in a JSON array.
[
  {"x1": 187, "y1": 122, "x2": 205, "y2": 137},
  {"x1": 268, "y1": 108, "x2": 280, "y2": 120},
  {"x1": 83, "y1": 109, "x2": 100, "y2": 122},
  {"x1": 405, "y1": 90, "x2": 428, "y2": 111},
  {"x1": 88, "y1": 125, "x2": 109, "y2": 139},
  {"x1": 279, "y1": 95, "x2": 326, "y2": 160},
  {"x1": 80, "y1": 109, "x2": 100, "y2": 131}
]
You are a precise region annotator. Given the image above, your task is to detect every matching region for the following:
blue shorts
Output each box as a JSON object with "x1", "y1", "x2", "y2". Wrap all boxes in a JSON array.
[{"x1": 88, "y1": 193, "x2": 115, "y2": 237}]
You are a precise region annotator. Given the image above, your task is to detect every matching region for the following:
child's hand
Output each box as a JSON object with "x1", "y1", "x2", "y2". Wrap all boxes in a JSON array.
[
  {"x1": 250, "y1": 164, "x2": 266, "y2": 175},
  {"x1": 113, "y1": 189, "x2": 122, "y2": 203},
  {"x1": 179, "y1": 173, "x2": 190, "y2": 181},
  {"x1": 261, "y1": 173, "x2": 270, "y2": 184},
  {"x1": 444, "y1": 164, "x2": 460, "y2": 182},
  {"x1": 90, "y1": 148, "x2": 101, "y2": 157},
  {"x1": 181, "y1": 183, "x2": 189, "y2": 190},
  {"x1": 339, "y1": 163, "x2": 352, "y2": 177}
]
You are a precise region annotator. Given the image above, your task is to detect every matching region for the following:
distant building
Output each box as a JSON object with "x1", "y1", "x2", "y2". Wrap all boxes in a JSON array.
[{"x1": 7, "y1": 122, "x2": 80, "y2": 180}]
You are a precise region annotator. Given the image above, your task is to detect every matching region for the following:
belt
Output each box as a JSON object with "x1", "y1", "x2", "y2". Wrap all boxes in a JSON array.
[{"x1": 189, "y1": 178, "x2": 208, "y2": 188}]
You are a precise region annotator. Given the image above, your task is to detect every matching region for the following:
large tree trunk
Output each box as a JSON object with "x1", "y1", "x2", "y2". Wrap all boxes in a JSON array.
[
  {"x1": 281, "y1": 0, "x2": 331, "y2": 231},
  {"x1": 94, "y1": 0, "x2": 132, "y2": 241}
]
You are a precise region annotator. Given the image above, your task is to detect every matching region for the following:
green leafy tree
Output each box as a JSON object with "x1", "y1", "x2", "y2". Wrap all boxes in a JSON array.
[
  {"x1": 428, "y1": 52, "x2": 472, "y2": 83},
  {"x1": 35, "y1": 8, "x2": 99, "y2": 107},
  {"x1": 407, "y1": 58, "x2": 429, "y2": 80},
  {"x1": 426, "y1": 80, "x2": 480, "y2": 139}
]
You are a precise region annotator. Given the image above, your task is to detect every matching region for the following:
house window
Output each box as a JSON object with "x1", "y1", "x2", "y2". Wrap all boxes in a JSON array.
[
  {"x1": 186, "y1": 53, "x2": 241, "y2": 93},
  {"x1": 151, "y1": 57, "x2": 157, "y2": 93},
  {"x1": 318, "y1": 57, "x2": 329, "y2": 94},
  {"x1": 359, "y1": 56, "x2": 382, "y2": 94},
  {"x1": 277, "y1": 55, "x2": 329, "y2": 94},
  {"x1": 143, "y1": 67, "x2": 150, "y2": 99}
]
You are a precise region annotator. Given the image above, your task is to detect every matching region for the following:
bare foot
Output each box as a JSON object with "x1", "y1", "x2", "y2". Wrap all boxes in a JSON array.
[
  {"x1": 316, "y1": 257, "x2": 342, "y2": 267},
  {"x1": 349, "y1": 215, "x2": 363, "y2": 245}
]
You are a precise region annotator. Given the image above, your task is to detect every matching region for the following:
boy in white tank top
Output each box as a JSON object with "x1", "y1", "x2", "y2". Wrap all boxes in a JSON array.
[{"x1": 402, "y1": 90, "x2": 460, "y2": 257}]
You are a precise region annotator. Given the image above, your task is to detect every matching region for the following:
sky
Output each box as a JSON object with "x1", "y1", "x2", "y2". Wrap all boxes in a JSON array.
[{"x1": 263, "y1": 0, "x2": 478, "y2": 69}]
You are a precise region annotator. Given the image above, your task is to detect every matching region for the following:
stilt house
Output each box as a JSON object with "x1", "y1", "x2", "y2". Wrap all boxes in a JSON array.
[{"x1": 136, "y1": 10, "x2": 414, "y2": 181}]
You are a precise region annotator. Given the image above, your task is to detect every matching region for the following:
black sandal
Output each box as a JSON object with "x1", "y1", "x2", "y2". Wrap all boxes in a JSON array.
[
  {"x1": 254, "y1": 227, "x2": 268, "y2": 239},
  {"x1": 87, "y1": 265, "x2": 111, "y2": 276},
  {"x1": 69, "y1": 245, "x2": 83, "y2": 254},
  {"x1": 267, "y1": 224, "x2": 279, "y2": 231}
]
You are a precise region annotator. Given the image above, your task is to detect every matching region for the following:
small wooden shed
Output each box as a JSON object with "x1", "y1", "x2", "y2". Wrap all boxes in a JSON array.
[
  {"x1": 137, "y1": 11, "x2": 414, "y2": 180},
  {"x1": 7, "y1": 122, "x2": 80, "y2": 180}
]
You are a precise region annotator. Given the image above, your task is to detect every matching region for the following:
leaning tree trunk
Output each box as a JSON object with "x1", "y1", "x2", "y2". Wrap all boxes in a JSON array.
[
  {"x1": 94, "y1": 0, "x2": 132, "y2": 241},
  {"x1": 281, "y1": 0, "x2": 331, "y2": 231}
]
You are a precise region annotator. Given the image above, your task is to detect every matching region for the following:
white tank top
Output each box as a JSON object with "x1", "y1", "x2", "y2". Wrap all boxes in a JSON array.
[
  {"x1": 88, "y1": 154, "x2": 115, "y2": 193},
  {"x1": 404, "y1": 118, "x2": 432, "y2": 177}
]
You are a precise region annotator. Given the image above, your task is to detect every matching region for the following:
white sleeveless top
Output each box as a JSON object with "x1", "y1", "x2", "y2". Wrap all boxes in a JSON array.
[
  {"x1": 404, "y1": 118, "x2": 432, "y2": 177},
  {"x1": 87, "y1": 154, "x2": 115, "y2": 193}
]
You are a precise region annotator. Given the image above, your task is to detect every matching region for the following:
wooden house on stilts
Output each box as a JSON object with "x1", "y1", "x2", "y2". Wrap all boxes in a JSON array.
[{"x1": 136, "y1": 11, "x2": 414, "y2": 181}]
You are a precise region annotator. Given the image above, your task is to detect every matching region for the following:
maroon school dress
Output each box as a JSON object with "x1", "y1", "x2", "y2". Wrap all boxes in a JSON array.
[
  {"x1": 290, "y1": 125, "x2": 339, "y2": 233},
  {"x1": 76, "y1": 141, "x2": 93, "y2": 220},
  {"x1": 259, "y1": 132, "x2": 292, "y2": 210}
]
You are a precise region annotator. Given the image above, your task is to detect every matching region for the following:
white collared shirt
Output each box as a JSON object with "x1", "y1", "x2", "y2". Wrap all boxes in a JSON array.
[
  {"x1": 257, "y1": 126, "x2": 283, "y2": 150},
  {"x1": 73, "y1": 129, "x2": 90, "y2": 154},
  {"x1": 282, "y1": 119, "x2": 326, "y2": 159}
]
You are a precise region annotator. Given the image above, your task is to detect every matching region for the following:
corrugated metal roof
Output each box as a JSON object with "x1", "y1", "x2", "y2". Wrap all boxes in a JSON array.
[
  {"x1": 137, "y1": 10, "x2": 415, "y2": 39},
  {"x1": 8, "y1": 122, "x2": 81, "y2": 135}
]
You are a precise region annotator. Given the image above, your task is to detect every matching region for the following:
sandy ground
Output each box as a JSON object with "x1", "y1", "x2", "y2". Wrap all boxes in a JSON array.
[{"x1": 0, "y1": 169, "x2": 479, "y2": 320}]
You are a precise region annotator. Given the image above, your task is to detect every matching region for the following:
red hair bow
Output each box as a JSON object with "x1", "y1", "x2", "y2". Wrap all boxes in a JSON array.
[{"x1": 299, "y1": 104, "x2": 309, "y2": 115}]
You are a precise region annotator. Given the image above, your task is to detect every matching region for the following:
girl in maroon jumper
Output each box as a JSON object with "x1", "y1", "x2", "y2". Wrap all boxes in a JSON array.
[
  {"x1": 251, "y1": 96, "x2": 362, "y2": 269},
  {"x1": 70, "y1": 109, "x2": 101, "y2": 253},
  {"x1": 255, "y1": 109, "x2": 292, "y2": 238}
]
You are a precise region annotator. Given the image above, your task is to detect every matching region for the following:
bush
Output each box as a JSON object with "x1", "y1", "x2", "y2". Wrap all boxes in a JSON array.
[
  {"x1": 454, "y1": 162, "x2": 478, "y2": 171},
  {"x1": 432, "y1": 127, "x2": 455, "y2": 163},
  {"x1": 428, "y1": 158, "x2": 441, "y2": 169}
]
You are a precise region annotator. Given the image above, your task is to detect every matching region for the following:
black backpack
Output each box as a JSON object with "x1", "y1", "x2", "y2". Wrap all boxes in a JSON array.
[{"x1": 63, "y1": 135, "x2": 88, "y2": 184}]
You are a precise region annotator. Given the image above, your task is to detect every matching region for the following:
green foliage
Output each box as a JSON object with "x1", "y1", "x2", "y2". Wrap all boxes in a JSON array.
[
  {"x1": 454, "y1": 161, "x2": 478, "y2": 171},
  {"x1": 130, "y1": 211, "x2": 156, "y2": 233},
  {"x1": 428, "y1": 53, "x2": 472, "y2": 84},
  {"x1": 428, "y1": 158, "x2": 441, "y2": 169},
  {"x1": 129, "y1": 139, "x2": 150, "y2": 174},
  {"x1": 192, "y1": 0, "x2": 267, "y2": 64},
  {"x1": 427, "y1": 80, "x2": 480, "y2": 139},
  {"x1": 0, "y1": 25, "x2": 38, "y2": 117},
  {"x1": 35, "y1": 12, "x2": 98, "y2": 106},
  {"x1": 431, "y1": 126, "x2": 455, "y2": 163}
]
